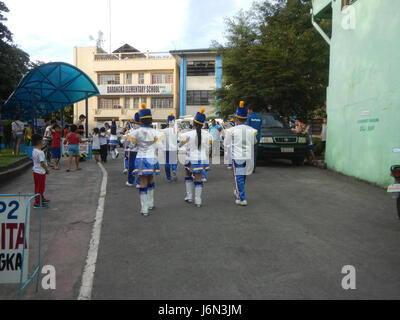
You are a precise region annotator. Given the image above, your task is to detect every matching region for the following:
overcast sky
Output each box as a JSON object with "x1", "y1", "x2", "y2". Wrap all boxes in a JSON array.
[{"x1": 4, "y1": 0, "x2": 255, "y2": 63}]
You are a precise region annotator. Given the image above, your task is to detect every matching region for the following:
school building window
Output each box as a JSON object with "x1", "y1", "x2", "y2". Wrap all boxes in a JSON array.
[
  {"x1": 151, "y1": 73, "x2": 173, "y2": 84},
  {"x1": 98, "y1": 73, "x2": 120, "y2": 85},
  {"x1": 151, "y1": 97, "x2": 173, "y2": 109},
  {"x1": 133, "y1": 97, "x2": 140, "y2": 108},
  {"x1": 186, "y1": 90, "x2": 213, "y2": 105},
  {"x1": 141, "y1": 97, "x2": 147, "y2": 105},
  {"x1": 138, "y1": 73, "x2": 144, "y2": 84},
  {"x1": 124, "y1": 97, "x2": 130, "y2": 109},
  {"x1": 126, "y1": 73, "x2": 132, "y2": 84},
  {"x1": 187, "y1": 61, "x2": 215, "y2": 76},
  {"x1": 98, "y1": 98, "x2": 121, "y2": 109}
]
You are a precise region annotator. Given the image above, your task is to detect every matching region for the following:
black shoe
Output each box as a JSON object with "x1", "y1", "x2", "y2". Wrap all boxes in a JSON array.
[
  {"x1": 42, "y1": 199, "x2": 50, "y2": 203},
  {"x1": 33, "y1": 203, "x2": 48, "y2": 209}
]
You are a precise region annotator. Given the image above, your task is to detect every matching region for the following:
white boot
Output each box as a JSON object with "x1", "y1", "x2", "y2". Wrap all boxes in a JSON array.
[
  {"x1": 194, "y1": 184, "x2": 203, "y2": 208},
  {"x1": 148, "y1": 186, "x2": 154, "y2": 210},
  {"x1": 185, "y1": 179, "x2": 193, "y2": 203},
  {"x1": 140, "y1": 192, "x2": 148, "y2": 216},
  {"x1": 115, "y1": 148, "x2": 119, "y2": 158},
  {"x1": 111, "y1": 149, "x2": 116, "y2": 160}
]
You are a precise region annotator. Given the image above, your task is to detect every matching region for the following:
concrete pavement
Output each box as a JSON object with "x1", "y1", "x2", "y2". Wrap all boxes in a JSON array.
[
  {"x1": 91, "y1": 158, "x2": 400, "y2": 299},
  {"x1": 0, "y1": 158, "x2": 102, "y2": 300},
  {"x1": 0, "y1": 154, "x2": 399, "y2": 300}
]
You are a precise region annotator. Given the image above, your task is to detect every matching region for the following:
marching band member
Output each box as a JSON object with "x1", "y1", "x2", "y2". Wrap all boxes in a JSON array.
[
  {"x1": 162, "y1": 113, "x2": 178, "y2": 182},
  {"x1": 128, "y1": 104, "x2": 163, "y2": 216},
  {"x1": 179, "y1": 108, "x2": 213, "y2": 208},
  {"x1": 109, "y1": 119, "x2": 119, "y2": 160},
  {"x1": 124, "y1": 113, "x2": 140, "y2": 188},
  {"x1": 122, "y1": 118, "x2": 135, "y2": 174},
  {"x1": 224, "y1": 101, "x2": 258, "y2": 206}
]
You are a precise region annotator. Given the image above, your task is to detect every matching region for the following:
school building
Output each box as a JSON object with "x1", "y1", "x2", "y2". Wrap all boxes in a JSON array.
[
  {"x1": 73, "y1": 44, "x2": 180, "y2": 129},
  {"x1": 311, "y1": 0, "x2": 399, "y2": 187},
  {"x1": 73, "y1": 45, "x2": 222, "y2": 130},
  {"x1": 170, "y1": 49, "x2": 222, "y2": 118}
]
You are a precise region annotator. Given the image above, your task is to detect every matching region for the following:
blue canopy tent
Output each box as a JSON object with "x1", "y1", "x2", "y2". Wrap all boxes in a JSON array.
[{"x1": 2, "y1": 62, "x2": 99, "y2": 137}]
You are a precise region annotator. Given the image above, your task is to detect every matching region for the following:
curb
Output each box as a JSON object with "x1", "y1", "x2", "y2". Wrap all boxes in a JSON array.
[{"x1": 0, "y1": 157, "x2": 32, "y2": 182}]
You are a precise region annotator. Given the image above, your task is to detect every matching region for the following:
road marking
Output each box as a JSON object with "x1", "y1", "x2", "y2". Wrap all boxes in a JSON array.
[{"x1": 78, "y1": 162, "x2": 108, "y2": 300}]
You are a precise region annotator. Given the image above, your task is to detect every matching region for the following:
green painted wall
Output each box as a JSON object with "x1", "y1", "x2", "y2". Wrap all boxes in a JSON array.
[{"x1": 319, "y1": 0, "x2": 399, "y2": 187}]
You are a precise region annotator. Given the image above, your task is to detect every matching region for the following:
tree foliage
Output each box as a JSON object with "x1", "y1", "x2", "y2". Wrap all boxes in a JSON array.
[
  {"x1": 0, "y1": 1, "x2": 31, "y2": 107},
  {"x1": 214, "y1": 0, "x2": 330, "y2": 119}
]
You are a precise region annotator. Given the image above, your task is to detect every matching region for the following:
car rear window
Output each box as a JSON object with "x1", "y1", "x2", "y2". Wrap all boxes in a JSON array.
[{"x1": 261, "y1": 115, "x2": 289, "y2": 129}]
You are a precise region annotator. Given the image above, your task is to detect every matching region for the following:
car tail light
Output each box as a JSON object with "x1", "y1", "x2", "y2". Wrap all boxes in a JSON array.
[{"x1": 391, "y1": 166, "x2": 400, "y2": 178}]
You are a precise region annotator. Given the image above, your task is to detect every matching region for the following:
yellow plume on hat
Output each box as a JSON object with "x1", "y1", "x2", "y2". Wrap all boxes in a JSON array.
[
  {"x1": 141, "y1": 103, "x2": 147, "y2": 109},
  {"x1": 112, "y1": 118, "x2": 115, "y2": 121},
  {"x1": 130, "y1": 118, "x2": 134, "y2": 122},
  {"x1": 170, "y1": 113, "x2": 174, "y2": 117},
  {"x1": 200, "y1": 108, "x2": 205, "y2": 114},
  {"x1": 239, "y1": 101, "x2": 245, "y2": 108}
]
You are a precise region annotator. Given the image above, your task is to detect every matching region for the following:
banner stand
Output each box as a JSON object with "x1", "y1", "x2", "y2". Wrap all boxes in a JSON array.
[{"x1": 0, "y1": 194, "x2": 43, "y2": 300}]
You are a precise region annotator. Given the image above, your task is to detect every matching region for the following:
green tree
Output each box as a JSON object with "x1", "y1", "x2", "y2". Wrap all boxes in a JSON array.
[
  {"x1": 215, "y1": 0, "x2": 330, "y2": 119},
  {"x1": 0, "y1": 1, "x2": 31, "y2": 107}
]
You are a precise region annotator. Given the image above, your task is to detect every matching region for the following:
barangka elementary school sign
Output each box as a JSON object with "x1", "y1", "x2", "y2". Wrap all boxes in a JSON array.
[{"x1": 99, "y1": 84, "x2": 173, "y2": 96}]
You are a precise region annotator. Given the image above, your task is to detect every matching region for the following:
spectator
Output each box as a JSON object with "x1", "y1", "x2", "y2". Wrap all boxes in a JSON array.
[
  {"x1": 64, "y1": 124, "x2": 82, "y2": 172},
  {"x1": 24, "y1": 121, "x2": 33, "y2": 146},
  {"x1": 246, "y1": 105, "x2": 262, "y2": 173},
  {"x1": 63, "y1": 124, "x2": 70, "y2": 138},
  {"x1": 43, "y1": 119, "x2": 56, "y2": 163},
  {"x1": 11, "y1": 115, "x2": 25, "y2": 156},
  {"x1": 320, "y1": 117, "x2": 327, "y2": 161},
  {"x1": 203, "y1": 122, "x2": 209, "y2": 130},
  {"x1": 209, "y1": 119, "x2": 221, "y2": 157},
  {"x1": 32, "y1": 134, "x2": 50, "y2": 209},
  {"x1": 51, "y1": 124, "x2": 62, "y2": 170},
  {"x1": 99, "y1": 127, "x2": 108, "y2": 163},
  {"x1": 75, "y1": 114, "x2": 86, "y2": 137},
  {"x1": 305, "y1": 120, "x2": 317, "y2": 166},
  {"x1": 92, "y1": 127, "x2": 101, "y2": 164}
]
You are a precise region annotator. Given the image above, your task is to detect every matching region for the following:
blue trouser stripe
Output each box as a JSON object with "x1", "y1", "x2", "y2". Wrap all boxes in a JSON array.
[
  {"x1": 165, "y1": 151, "x2": 178, "y2": 180},
  {"x1": 234, "y1": 160, "x2": 247, "y2": 201},
  {"x1": 128, "y1": 151, "x2": 137, "y2": 185}
]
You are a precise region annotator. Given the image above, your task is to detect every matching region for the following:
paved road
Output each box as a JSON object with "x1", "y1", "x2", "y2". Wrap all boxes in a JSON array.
[
  {"x1": 0, "y1": 159, "x2": 101, "y2": 300},
  {"x1": 91, "y1": 157, "x2": 400, "y2": 299}
]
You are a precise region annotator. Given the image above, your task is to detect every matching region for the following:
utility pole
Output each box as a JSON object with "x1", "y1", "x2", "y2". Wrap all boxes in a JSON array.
[{"x1": 109, "y1": 0, "x2": 112, "y2": 53}]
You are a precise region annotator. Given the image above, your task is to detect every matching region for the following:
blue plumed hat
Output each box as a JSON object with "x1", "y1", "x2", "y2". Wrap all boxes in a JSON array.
[
  {"x1": 167, "y1": 113, "x2": 175, "y2": 123},
  {"x1": 134, "y1": 111, "x2": 140, "y2": 123},
  {"x1": 236, "y1": 101, "x2": 248, "y2": 119},
  {"x1": 194, "y1": 108, "x2": 206, "y2": 125},
  {"x1": 139, "y1": 103, "x2": 152, "y2": 120}
]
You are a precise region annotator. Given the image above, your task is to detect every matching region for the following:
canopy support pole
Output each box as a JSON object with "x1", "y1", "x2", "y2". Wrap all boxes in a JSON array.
[
  {"x1": 61, "y1": 107, "x2": 64, "y2": 137},
  {"x1": 85, "y1": 94, "x2": 88, "y2": 138}
]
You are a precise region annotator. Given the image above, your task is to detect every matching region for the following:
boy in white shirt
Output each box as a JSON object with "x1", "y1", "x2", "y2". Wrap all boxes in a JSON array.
[{"x1": 32, "y1": 134, "x2": 50, "y2": 208}]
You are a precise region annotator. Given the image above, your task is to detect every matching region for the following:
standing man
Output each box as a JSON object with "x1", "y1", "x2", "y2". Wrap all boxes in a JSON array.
[
  {"x1": 246, "y1": 106, "x2": 262, "y2": 173},
  {"x1": 162, "y1": 113, "x2": 178, "y2": 182},
  {"x1": 224, "y1": 101, "x2": 258, "y2": 206}
]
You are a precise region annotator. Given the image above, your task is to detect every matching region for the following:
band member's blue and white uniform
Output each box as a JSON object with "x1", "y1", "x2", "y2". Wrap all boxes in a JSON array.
[
  {"x1": 128, "y1": 104, "x2": 163, "y2": 216},
  {"x1": 109, "y1": 119, "x2": 119, "y2": 160},
  {"x1": 122, "y1": 114, "x2": 140, "y2": 187},
  {"x1": 224, "y1": 101, "x2": 257, "y2": 206},
  {"x1": 123, "y1": 119, "x2": 135, "y2": 173},
  {"x1": 161, "y1": 113, "x2": 178, "y2": 182},
  {"x1": 179, "y1": 108, "x2": 213, "y2": 207}
]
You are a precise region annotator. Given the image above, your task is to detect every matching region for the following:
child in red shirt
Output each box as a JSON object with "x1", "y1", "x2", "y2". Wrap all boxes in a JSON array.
[{"x1": 51, "y1": 125, "x2": 62, "y2": 170}]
